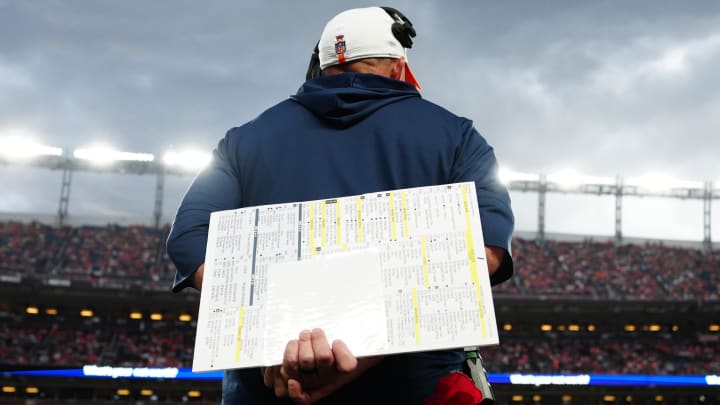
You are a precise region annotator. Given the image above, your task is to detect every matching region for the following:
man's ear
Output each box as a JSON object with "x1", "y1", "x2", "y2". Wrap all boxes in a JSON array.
[{"x1": 390, "y1": 58, "x2": 405, "y2": 81}]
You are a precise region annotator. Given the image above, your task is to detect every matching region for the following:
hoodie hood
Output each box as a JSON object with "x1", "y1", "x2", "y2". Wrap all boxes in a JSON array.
[{"x1": 291, "y1": 73, "x2": 420, "y2": 128}]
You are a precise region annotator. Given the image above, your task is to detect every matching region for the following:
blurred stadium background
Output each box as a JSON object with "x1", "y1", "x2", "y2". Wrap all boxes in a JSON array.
[{"x1": 1, "y1": 143, "x2": 718, "y2": 404}]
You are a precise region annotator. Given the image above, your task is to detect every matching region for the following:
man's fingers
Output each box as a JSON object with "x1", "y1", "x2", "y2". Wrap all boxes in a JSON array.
[
  {"x1": 298, "y1": 330, "x2": 316, "y2": 373},
  {"x1": 288, "y1": 378, "x2": 312, "y2": 405},
  {"x1": 331, "y1": 339, "x2": 357, "y2": 373},
  {"x1": 262, "y1": 367, "x2": 274, "y2": 388},
  {"x1": 310, "y1": 328, "x2": 334, "y2": 372},
  {"x1": 283, "y1": 339, "x2": 300, "y2": 377},
  {"x1": 274, "y1": 367, "x2": 288, "y2": 398}
]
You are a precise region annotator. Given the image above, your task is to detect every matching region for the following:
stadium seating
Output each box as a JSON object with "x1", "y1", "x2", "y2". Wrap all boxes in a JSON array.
[
  {"x1": 0, "y1": 221, "x2": 172, "y2": 290},
  {"x1": 1, "y1": 221, "x2": 719, "y2": 300},
  {"x1": 494, "y1": 238, "x2": 720, "y2": 301},
  {"x1": 483, "y1": 334, "x2": 720, "y2": 375},
  {"x1": 2, "y1": 220, "x2": 719, "y2": 404},
  {"x1": 3, "y1": 312, "x2": 717, "y2": 376},
  {"x1": 0, "y1": 315, "x2": 194, "y2": 368}
]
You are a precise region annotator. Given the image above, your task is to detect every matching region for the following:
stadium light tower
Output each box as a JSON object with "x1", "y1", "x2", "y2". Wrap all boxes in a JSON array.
[
  {"x1": 1, "y1": 139, "x2": 717, "y2": 245},
  {"x1": 547, "y1": 169, "x2": 614, "y2": 189},
  {"x1": 501, "y1": 168, "x2": 715, "y2": 246},
  {"x1": 626, "y1": 172, "x2": 703, "y2": 192},
  {"x1": 162, "y1": 150, "x2": 212, "y2": 172},
  {"x1": 57, "y1": 146, "x2": 154, "y2": 227},
  {"x1": 73, "y1": 146, "x2": 154, "y2": 164},
  {"x1": 704, "y1": 181, "x2": 713, "y2": 252},
  {"x1": 0, "y1": 137, "x2": 63, "y2": 160},
  {"x1": 615, "y1": 175, "x2": 623, "y2": 244},
  {"x1": 152, "y1": 149, "x2": 211, "y2": 227},
  {"x1": 498, "y1": 168, "x2": 538, "y2": 185}
]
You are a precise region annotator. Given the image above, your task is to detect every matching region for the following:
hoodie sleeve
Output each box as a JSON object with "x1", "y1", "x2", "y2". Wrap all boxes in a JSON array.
[
  {"x1": 449, "y1": 119, "x2": 515, "y2": 286},
  {"x1": 166, "y1": 131, "x2": 242, "y2": 292}
]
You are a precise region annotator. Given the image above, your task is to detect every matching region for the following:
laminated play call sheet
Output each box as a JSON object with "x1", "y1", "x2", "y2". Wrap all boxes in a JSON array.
[{"x1": 192, "y1": 182, "x2": 498, "y2": 372}]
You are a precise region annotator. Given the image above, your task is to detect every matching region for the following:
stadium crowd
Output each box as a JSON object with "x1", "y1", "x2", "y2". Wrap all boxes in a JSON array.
[
  {"x1": 2, "y1": 312, "x2": 717, "y2": 375},
  {"x1": 494, "y1": 238, "x2": 720, "y2": 301},
  {"x1": 0, "y1": 313, "x2": 194, "y2": 368},
  {"x1": 0, "y1": 221, "x2": 172, "y2": 290},
  {"x1": 2, "y1": 221, "x2": 718, "y2": 301},
  {"x1": 2, "y1": 221, "x2": 719, "y2": 381},
  {"x1": 483, "y1": 334, "x2": 720, "y2": 375}
]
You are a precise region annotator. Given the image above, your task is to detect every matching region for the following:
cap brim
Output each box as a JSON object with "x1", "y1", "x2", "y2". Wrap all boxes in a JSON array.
[{"x1": 404, "y1": 62, "x2": 421, "y2": 90}]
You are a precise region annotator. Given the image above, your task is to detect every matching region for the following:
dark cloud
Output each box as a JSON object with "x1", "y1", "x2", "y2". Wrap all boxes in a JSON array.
[{"x1": 1, "y1": 1, "x2": 719, "y2": 238}]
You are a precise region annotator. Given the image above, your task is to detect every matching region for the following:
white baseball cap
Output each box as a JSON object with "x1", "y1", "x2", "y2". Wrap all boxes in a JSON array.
[{"x1": 318, "y1": 7, "x2": 421, "y2": 89}]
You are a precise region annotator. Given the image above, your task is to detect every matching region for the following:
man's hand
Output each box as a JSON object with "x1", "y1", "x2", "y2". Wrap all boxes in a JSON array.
[
  {"x1": 192, "y1": 264, "x2": 204, "y2": 291},
  {"x1": 264, "y1": 328, "x2": 382, "y2": 405},
  {"x1": 485, "y1": 246, "x2": 505, "y2": 276},
  {"x1": 284, "y1": 329, "x2": 352, "y2": 384}
]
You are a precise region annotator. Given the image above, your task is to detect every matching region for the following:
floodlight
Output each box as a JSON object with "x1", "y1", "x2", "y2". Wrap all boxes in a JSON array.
[
  {"x1": 73, "y1": 146, "x2": 154, "y2": 164},
  {"x1": 548, "y1": 169, "x2": 614, "y2": 187},
  {"x1": 626, "y1": 173, "x2": 703, "y2": 190},
  {"x1": 498, "y1": 168, "x2": 539, "y2": 184},
  {"x1": 163, "y1": 150, "x2": 212, "y2": 171},
  {"x1": 0, "y1": 137, "x2": 62, "y2": 159}
]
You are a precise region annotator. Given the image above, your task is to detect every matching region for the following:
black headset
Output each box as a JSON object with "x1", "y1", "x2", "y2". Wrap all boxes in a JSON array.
[{"x1": 305, "y1": 6, "x2": 417, "y2": 81}]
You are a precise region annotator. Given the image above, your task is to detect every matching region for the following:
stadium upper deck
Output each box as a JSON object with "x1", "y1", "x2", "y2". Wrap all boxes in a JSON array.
[{"x1": 0, "y1": 220, "x2": 717, "y2": 301}]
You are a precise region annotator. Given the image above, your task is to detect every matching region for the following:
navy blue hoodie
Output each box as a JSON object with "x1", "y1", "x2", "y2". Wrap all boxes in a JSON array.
[
  {"x1": 167, "y1": 73, "x2": 514, "y2": 292},
  {"x1": 166, "y1": 73, "x2": 515, "y2": 404}
]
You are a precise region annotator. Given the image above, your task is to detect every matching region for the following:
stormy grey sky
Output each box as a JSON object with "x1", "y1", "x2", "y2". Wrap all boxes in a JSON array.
[{"x1": 1, "y1": 1, "x2": 719, "y2": 242}]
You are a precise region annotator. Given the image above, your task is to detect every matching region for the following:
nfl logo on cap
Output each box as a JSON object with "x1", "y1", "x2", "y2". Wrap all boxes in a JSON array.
[
  {"x1": 334, "y1": 35, "x2": 346, "y2": 63},
  {"x1": 334, "y1": 35, "x2": 346, "y2": 55}
]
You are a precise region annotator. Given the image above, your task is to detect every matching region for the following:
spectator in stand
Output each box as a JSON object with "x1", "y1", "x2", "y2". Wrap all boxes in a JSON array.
[
  {"x1": 483, "y1": 336, "x2": 720, "y2": 375},
  {"x1": 1, "y1": 220, "x2": 718, "y2": 300},
  {"x1": 3, "y1": 309, "x2": 718, "y2": 376},
  {"x1": 492, "y1": 237, "x2": 720, "y2": 301}
]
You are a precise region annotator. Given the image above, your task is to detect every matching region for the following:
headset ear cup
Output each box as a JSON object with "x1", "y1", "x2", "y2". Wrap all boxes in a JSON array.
[
  {"x1": 305, "y1": 42, "x2": 321, "y2": 81},
  {"x1": 391, "y1": 23, "x2": 415, "y2": 48},
  {"x1": 381, "y1": 6, "x2": 416, "y2": 48},
  {"x1": 404, "y1": 24, "x2": 416, "y2": 40}
]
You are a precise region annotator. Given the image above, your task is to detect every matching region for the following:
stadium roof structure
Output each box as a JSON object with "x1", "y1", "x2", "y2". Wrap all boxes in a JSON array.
[
  {"x1": 0, "y1": 141, "x2": 718, "y2": 250},
  {"x1": 497, "y1": 169, "x2": 717, "y2": 250}
]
